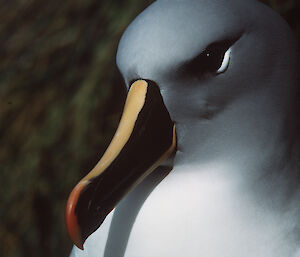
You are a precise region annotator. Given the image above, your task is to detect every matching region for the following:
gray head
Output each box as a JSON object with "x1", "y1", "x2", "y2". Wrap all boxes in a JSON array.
[{"x1": 117, "y1": 0, "x2": 299, "y2": 166}]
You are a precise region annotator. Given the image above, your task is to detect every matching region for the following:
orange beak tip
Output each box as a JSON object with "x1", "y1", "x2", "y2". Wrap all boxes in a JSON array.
[{"x1": 65, "y1": 181, "x2": 89, "y2": 250}]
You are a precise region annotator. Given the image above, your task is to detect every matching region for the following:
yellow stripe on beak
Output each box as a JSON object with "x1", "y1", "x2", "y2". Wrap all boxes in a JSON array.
[{"x1": 84, "y1": 80, "x2": 148, "y2": 181}]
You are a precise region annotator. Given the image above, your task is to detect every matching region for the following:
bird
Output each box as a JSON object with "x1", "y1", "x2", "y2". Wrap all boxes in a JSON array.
[{"x1": 66, "y1": 0, "x2": 300, "y2": 256}]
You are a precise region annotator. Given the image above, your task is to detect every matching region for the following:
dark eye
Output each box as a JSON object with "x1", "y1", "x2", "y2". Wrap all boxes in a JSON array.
[{"x1": 182, "y1": 39, "x2": 234, "y2": 76}]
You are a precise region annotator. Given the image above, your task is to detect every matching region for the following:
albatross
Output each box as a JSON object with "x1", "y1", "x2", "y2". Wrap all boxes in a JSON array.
[{"x1": 66, "y1": 0, "x2": 300, "y2": 256}]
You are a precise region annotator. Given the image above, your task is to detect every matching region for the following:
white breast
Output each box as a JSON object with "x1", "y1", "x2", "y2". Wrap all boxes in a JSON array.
[{"x1": 71, "y1": 161, "x2": 299, "y2": 257}]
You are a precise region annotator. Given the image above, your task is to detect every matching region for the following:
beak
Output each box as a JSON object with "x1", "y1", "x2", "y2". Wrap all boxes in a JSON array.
[{"x1": 65, "y1": 79, "x2": 176, "y2": 249}]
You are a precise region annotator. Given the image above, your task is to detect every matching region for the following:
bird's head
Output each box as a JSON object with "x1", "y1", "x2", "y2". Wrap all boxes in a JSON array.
[{"x1": 65, "y1": 0, "x2": 299, "y2": 250}]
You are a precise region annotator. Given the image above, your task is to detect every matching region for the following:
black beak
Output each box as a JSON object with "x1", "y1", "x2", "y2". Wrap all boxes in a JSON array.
[{"x1": 65, "y1": 80, "x2": 176, "y2": 249}]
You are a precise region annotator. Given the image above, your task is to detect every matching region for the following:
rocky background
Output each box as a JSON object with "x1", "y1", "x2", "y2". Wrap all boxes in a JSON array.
[{"x1": 0, "y1": 1, "x2": 299, "y2": 256}]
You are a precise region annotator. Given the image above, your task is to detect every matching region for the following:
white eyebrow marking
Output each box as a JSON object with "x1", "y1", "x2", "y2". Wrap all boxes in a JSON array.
[{"x1": 217, "y1": 48, "x2": 231, "y2": 73}]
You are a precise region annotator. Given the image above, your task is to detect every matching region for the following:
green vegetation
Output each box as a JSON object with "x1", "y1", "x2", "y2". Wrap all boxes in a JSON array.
[{"x1": 0, "y1": 1, "x2": 298, "y2": 256}]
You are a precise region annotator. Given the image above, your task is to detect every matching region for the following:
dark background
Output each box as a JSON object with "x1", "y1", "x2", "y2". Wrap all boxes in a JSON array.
[{"x1": 0, "y1": 1, "x2": 299, "y2": 256}]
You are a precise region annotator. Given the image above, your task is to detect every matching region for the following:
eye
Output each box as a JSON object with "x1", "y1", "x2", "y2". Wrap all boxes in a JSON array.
[{"x1": 181, "y1": 39, "x2": 234, "y2": 77}]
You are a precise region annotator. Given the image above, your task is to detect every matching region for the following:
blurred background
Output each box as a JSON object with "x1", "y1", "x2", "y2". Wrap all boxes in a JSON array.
[{"x1": 0, "y1": 0, "x2": 299, "y2": 256}]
